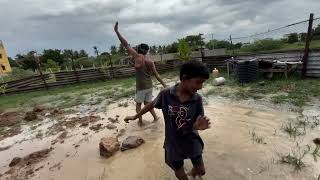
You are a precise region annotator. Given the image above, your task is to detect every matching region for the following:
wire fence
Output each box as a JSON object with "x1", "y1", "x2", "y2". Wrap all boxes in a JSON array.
[{"x1": 203, "y1": 14, "x2": 320, "y2": 55}]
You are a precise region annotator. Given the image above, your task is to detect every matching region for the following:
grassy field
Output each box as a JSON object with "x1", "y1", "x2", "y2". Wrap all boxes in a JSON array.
[
  {"x1": 0, "y1": 70, "x2": 180, "y2": 111},
  {"x1": 204, "y1": 71, "x2": 320, "y2": 107},
  {"x1": 227, "y1": 40, "x2": 320, "y2": 55},
  {"x1": 0, "y1": 68, "x2": 319, "y2": 112},
  {"x1": 0, "y1": 76, "x2": 136, "y2": 110}
]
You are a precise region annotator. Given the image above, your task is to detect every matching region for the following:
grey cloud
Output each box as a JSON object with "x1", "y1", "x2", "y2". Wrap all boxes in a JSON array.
[{"x1": 1, "y1": 0, "x2": 319, "y2": 57}]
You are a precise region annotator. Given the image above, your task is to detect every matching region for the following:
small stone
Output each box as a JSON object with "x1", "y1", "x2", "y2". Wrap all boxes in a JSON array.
[
  {"x1": 106, "y1": 124, "x2": 117, "y2": 130},
  {"x1": 80, "y1": 122, "x2": 89, "y2": 127},
  {"x1": 9, "y1": 157, "x2": 22, "y2": 167},
  {"x1": 33, "y1": 105, "x2": 45, "y2": 113},
  {"x1": 313, "y1": 138, "x2": 320, "y2": 145},
  {"x1": 89, "y1": 123, "x2": 103, "y2": 131},
  {"x1": 121, "y1": 136, "x2": 145, "y2": 151},
  {"x1": 108, "y1": 117, "x2": 118, "y2": 123},
  {"x1": 24, "y1": 111, "x2": 38, "y2": 121}
]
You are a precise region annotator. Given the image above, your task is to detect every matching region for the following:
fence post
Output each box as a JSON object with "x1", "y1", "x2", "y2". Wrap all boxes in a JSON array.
[
  {"x1": 302, "y1": 13, "x2": 314, "y2": 77},
  {"x1": 33, "y1": 53, "x2": 48, "y2": 90},
  {"x1": 71, "y1": 55, "x2": 80, "y2": 83},
  {"x1": 108, "y1": 54, "x2": 114, "y2": 79}
]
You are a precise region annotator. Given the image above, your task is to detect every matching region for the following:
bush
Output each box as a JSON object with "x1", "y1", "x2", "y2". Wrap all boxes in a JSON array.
[
  {"x1": 287, "y1": 33, "x2": 299, "y2": 44},
  {"x1": 44, "y1": 59, "x2": 60, "y2": 72},
  {"x1": 1, "y1": 67, "x2": 35, "y2": 82},
  {"x1": 240, "y1": 39, "x2": 285, "y2": 52},
  {"x1": 177, "y1": 39, "x2": 191, "y2": 61},
  {"x1": 74, "y1": 57, "x2": 95, "y2": 68}
]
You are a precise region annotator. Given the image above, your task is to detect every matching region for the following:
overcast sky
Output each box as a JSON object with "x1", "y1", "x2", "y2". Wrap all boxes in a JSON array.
[{"x1": 1, "y1": 0, "x2": 319, "y2": 57}]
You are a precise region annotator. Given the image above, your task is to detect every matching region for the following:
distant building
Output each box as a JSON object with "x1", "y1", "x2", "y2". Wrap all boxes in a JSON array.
[{"x1": 0, "y1": 40, "x2": 12, "y2": 74}]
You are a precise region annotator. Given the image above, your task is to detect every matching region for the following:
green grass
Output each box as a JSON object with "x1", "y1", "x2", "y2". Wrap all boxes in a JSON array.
[
  {"x1": 0, "y1": 76, "x2": 135, "y2": 110},
  {"x1": 279, "y1": 144, "x2": 310, "y2": 170},
  {"x1": 249, "y1": 129, "x2": 266, "y2": 144},
  {"x1": 227, "y1": 40, "x2": 320, "y2": 55},
  {"x1": 228, "y1": 75, "x2": 319, "y2": 107},
  {"x1": 0, "y1": 70, "x2": 179, "y2": 110},
  {"x1": 0, "y1": 127, "x2": 5, "y2": 134},
  {"x1": 204, "y1": 69, "x2": 319, "y2": 107}
]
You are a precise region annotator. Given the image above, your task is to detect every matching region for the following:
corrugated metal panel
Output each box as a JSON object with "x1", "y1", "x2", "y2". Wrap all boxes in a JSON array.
[
  {"x1": 306, "y1": 53, "x2": 320, "y2": 77},
  {"x1": 235, "y1": 51, "x2": 320, "y2": 78}
]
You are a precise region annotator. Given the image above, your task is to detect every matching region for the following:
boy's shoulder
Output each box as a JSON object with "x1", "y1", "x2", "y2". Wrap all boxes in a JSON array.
[
  {"x1": 159, "y1": 85, "x2": 202, "y2": 101},
  {"x1": 159, "y1": 86, "x2": 172, "y2": 96}
]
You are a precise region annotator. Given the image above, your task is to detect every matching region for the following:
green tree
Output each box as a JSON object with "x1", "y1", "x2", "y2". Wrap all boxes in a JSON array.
[
  {"x1": 149, "y1": 45, "x2": 157, "y2": 54},
  {"x1": 287, "y1": 33, "x2": 299, "y2": 44},
  {"x1": 15, "y1": 52, "x2": 38, "y2": 71},
  {"x1": 45, "y1": 59, "x2": 60, "y2": 71},
  {"x1": 62, "y1": 49, "x2": 73, "y2": 60},
  {"x1": 110, "y1": 45, "x2": 117, "y2": 55},
  {"x1": 206, "y1": 40, "x2": 215, "y2": 50},
  {"x1": 42, "y1": 49, "x2": 63, "y2": 65},
  {"x1": 73, "y1": 50, "x2": 80, "y2": 59},
  {"x1": 299, "y1": 33, "x2": 307, "y2": 42},
  {"x1": 177, "y1": 39, "x2": 191, "y2": 61},
  {"x1": 234, "y1": 42, "x2": 242, "y2": 49},
  {"x1": 241, "y1": 39, "x2": 284, "y2": 52},
  {"x1": 166, "y1": 42, "x2": 179, "y2": 53},
  {"x1": 118, "y1": 44, "x2": 126, "y2": 55},
  {"x1": 157, "y1": 46, "x2": 163, "y2": 54},
  {"x1": 75, "y1": 57, "x2": 94, "y2": 68},
  {"x1": 215, "y1": 40, "x2": 233, "y2": 49},
  {"x1": 185, "y1": 35, "x2": 205, "y2": 50},
  {"x1": 79, "y1": 50, "x2": 88, "y2": 58},
  {"x1": 206, "y1": 40, "x2": 233, "y2": 50},
  {"x1": 8, "y1": 57, "x2": 19, "y2": 67}
]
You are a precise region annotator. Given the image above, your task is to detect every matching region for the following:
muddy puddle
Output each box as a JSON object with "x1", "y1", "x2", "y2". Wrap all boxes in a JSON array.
[{"x1": 0, "y1": 93, "x2": 320, "y2": 179}]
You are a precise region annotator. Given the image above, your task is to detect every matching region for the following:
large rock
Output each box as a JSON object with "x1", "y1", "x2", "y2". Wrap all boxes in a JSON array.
[
  {"x1": 99, "y1": 137, "x2": 120, "y2": 158},
  {"x1": 121, "y1": 136, "x2": 145, "y2": 151}
]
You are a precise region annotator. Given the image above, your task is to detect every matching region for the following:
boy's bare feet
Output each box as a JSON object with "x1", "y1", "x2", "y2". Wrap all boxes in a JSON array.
[
  {"x1": 153, "y1": 116, "x2": 160, "y2": 122},
  {"x1": 138, "y1": 120, "x2": 145, "y2": 127}
]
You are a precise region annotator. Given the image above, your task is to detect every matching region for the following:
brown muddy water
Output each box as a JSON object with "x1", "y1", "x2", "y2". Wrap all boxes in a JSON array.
[{"x1": 0, "y1": 95, "x2": 320, "y2": 180}]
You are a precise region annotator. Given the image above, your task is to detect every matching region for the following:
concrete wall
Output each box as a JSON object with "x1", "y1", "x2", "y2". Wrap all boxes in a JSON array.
[{"x1": 149, "y1": 49, "x2": 226, "y2": 62}]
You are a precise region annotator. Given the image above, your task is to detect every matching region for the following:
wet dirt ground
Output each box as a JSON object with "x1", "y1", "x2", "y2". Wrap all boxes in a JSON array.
[{"x1": 0, "y1": 90, "x2": 320, "y2": 180}]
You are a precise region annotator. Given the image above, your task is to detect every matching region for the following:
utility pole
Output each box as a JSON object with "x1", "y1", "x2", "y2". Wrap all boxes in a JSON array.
[
  {"x1": 211, "y1": 33, "x2": 214, "y2": 49},
  {"x1": 229, "y1": 34, "x2": 234, "y2": 55},
  {"x1": 199, "y1": 33, "x2": 204, "y2": 62},
  {"x1": 302, "y1": 13, "x2": 314, "y2": 77}
]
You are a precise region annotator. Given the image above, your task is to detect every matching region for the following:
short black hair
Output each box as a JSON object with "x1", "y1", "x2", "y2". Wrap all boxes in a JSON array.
[
  {"x1": 137, "y1": 43, "x2": 149, "y2": 55},
  {"x1": 180, "y1": 60, "x2": 210, "y2": 80}
]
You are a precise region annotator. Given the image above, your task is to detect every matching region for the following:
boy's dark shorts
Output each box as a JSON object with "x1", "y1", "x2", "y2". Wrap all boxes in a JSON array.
[{"x1": 165, "y1": 150, "x2": 204, "y2": 171}]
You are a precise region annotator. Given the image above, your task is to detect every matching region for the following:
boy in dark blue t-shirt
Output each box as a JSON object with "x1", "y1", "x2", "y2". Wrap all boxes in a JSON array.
[{"x1": 124, "y1": 60, "x2": 211, "y2": 180}]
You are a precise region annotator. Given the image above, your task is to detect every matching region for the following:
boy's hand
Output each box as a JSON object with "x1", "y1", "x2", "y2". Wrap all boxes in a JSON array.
[
  {"x1": 194, "y1": 115, "x2": 211, "y2": 130},
  {"x1": 114, "y1": 22, "x2": 119, "y2": 32},
  {"x1": 124, "y1": 115, "x2": 136, "y2": 123}
]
